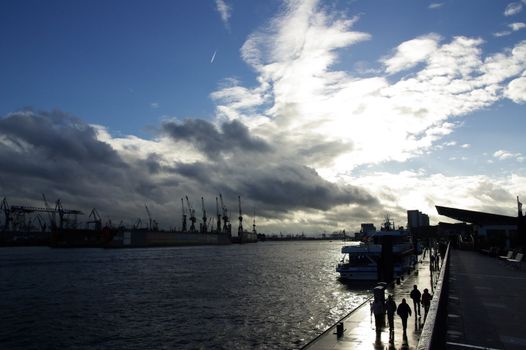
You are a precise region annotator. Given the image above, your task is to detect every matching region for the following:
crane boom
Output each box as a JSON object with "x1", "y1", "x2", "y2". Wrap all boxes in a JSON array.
[
  {"x1": 238, "y1": 196, "x2": 243, "y2": 234},
  {"x1": 186, "y1": 196, "x2": 196, "y2": 232},
  {"x1": 145, "y1": 205, "x2": 152, "y2": 230},
  {"x1": 219, "y1": 193, "x2": 230, "y2": 234},
  {"x1": 181, "y1": 198, "x2": 187, "y2": 232},
  {"x1": 216, "y1": 197, "x2": 221, "y2": 233},
  {"x1": 201, "y1": 197, "x2": 207, "y2": 233}
]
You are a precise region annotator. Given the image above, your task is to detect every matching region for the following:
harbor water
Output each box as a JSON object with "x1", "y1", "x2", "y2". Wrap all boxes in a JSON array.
[{"x1": 1, "y1": 241, "x2": 370, "y2": 349}]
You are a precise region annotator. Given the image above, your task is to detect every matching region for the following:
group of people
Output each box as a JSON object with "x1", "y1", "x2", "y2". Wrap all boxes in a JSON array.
[{"x1": 372, "y1": 284, "x2": 432, "y2": 334}]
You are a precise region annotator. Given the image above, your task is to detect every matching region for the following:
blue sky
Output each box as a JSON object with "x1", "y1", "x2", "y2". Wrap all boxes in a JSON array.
[{"x1": 1, "y1": 0, "x2": 525, "y2": 233}]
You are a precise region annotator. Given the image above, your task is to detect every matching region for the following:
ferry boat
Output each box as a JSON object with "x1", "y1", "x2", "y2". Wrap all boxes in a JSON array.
[{"x1": 336, "y1": 218, "x2": 416, "y2": 281}]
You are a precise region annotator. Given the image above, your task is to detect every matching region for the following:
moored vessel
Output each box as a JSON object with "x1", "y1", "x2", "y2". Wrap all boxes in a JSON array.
[{"x1": 336, "y1": 217, "x2": 416, "y2": 281}]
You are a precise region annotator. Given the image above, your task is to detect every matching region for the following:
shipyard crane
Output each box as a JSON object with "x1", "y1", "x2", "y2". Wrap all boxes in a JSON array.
[
  {"x1": 144, "y1": 205, "x2": 159, "y2": 231},
  {"x1": 185, "y1": 196, "x2": 197, "y2": 232},
  {"x1": 215, "y1": 197, "x2": 221, "y2": 233},
  {"x1": 219, "y1": 194, "x2": 230, "y2": 234},
  {"x1": 87, "y1": 208, "x2": 102, "y2": 230},
  {"x1": 238, "y1": 196, "x2": 244, "y2": 234},
  {"x1": 181, "y1": 198, "x2": 187, "y2": 232},
  {"x1": 42, "y1": 194, "x2": 56, "y2": 230},
  {"x1": 36, "y1": 214, "x2": 47, "y2": 232},
  {"x1": 55, "y1": 199, "x2": 66, "y2": 229},
  {"x1": 145, "y1": 205, "x2": 152, "y2": 230},
  {"x1": 1, "y1": 197, "x2": 10, "y2": 231},
  {"x1": 252, "y1": 209, "x2": 257, "y2": 235},
  {"x1": 46, "y1": 198, "x2": 81, "y2": 229},
  {"x1": 134, "y1": 218, "x2": 142, "y2": 230},
  {"x1": 201, "y1": 197, "x2": 207, "y2": 233}
]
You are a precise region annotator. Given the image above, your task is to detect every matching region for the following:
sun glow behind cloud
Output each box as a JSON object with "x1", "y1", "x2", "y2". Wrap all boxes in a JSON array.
[
  {"x1": 2, "y1": 0, "x2": 525, "y2": 233},
  {"x1": 207, "y1": 0, "x2": 526, "y2": 225}
]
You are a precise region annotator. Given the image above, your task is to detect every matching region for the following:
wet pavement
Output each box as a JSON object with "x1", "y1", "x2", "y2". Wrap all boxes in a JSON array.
[
  {"x1": 446, "y1": 249, "x2": 526, "y2": 350},
  {"x1": 303, "y1": 253, "x2": 438, "y2": 350}
]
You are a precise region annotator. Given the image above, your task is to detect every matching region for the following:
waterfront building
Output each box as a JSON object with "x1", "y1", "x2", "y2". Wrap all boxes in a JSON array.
[{"x1": 436, "y1": 202, "x2": 524, "y2": 251}]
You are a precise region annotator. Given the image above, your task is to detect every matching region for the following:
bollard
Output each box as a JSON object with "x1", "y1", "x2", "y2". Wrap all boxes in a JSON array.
[{"x1": 336, "y1": 322, "x2": 345, "y2": 337}]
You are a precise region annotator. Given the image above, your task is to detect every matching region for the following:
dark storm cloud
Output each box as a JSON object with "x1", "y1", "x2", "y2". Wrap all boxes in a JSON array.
[
  {"x1": 0, "y1": 109, "x2": 379, "y2": 233},
  {"x1": 298, "y1": 141, "x2": 352, "y2": 166},
  {"x1": 161, "y1": 118, "x2": 271, "y2": 157},
  {"x1": 0, "y1": 110, "x2": 122, "y2": 164},
  {"x1": 238, "y1": 164, "x2": 377, "y2": 212},
  {"x1": 169, "y1": 159, "x2": 378, "y2": 219},
  {"x1": 0, "y1": 110, "x2": 134, "y2": 213}
]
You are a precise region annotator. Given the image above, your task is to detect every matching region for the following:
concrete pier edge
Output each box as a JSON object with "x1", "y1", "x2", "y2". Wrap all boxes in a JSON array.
[
  {"x1": 417, "y1": 242, "x2": 450, "y2": 350},
  {"x1": 300, "y1": 295, "x2": 375, "y2": 349}
]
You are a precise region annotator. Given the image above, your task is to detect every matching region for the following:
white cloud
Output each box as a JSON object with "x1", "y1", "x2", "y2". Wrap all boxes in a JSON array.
[
  {"x1": 150, "y1": 102, "x2": 159, "y2": 109},
  {"x1": 510, "y1": 22, "x2": 526, "y2": 31},
  {"x1": 429, "y1": 3, "x2": 444, "y2": 10},
  {"x1": 215, "y1": 0, "x2": 231, "y2": 28},
  {"x1": 382, "y1": 34, "x2": 441, "y2": 74},
  {"x1": 505, "y1": 75, "x2": 526, "y2": 102},
  {"x1": 494, "y1": 150, "x2": 524, "y2": 161},
  {"x1": 504, "y1": 2, "x2": 524, "y2": 16},
  {"x1": 494, "y1": 31, "x2": 512, "y2": 37},
  {"x1": 205, "y1": 1, "x2": 526, "y2": 228},
  {"x1": 494, "y1": 22, "x2": 526, "y2": 37},
  {"x1": 211, "y1": 0, "x2": 526, "y2": 177},
  {"x1": 344, "y1": 171, "x2": 525, "y2": 225}
]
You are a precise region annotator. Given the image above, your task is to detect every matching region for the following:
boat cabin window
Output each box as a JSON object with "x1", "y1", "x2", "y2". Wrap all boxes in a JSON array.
[{"x1": 343, "y1": 254, "x2": 373, "y2": 266}]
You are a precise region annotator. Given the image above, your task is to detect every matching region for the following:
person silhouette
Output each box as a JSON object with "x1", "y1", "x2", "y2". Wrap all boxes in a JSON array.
[
  {"x1": 410, "y1": 285, "x2": 421, "y2": 316},
  {"x1": 396, "y1": 298, "x2": 412, "y2": 333},
  {"x1": 386, "y1": 295, "x2": 397, "y2": 332},
  {"x1": 421, "y1": 288, "x2": 433, "y2": 320}
]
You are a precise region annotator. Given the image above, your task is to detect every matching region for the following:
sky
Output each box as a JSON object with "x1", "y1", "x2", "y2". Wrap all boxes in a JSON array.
[{"x1": 1, "y1": 0, "x2": 525, "y2": 234}]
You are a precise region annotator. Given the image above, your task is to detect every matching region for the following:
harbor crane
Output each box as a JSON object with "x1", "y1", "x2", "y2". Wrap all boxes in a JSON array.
[
  {"x1": 1, "y1": 197, "x2": 10, "y2": 231},
  {"x1": 252, "y1": 209, "x2": 257, "y2": 235},
  {"x1": 181, "y1": 198, "x2": 187, "y2": 232},
  {"x1": 201, "y1": 197, "x2": 207, "y2": 233},
  {"x1": 87, "y1": 208, "x2": 102, "y2": 230},
  {"x1": 215, "y1": 197, "x2": 221, "y2": 233},
  {"x1": 145, "y1": 205, "x2": 152, "y2": 230},
  {"x1": 186, "y1": 196, "x2": 197, "y2": 232},
  {"x1": 219, "y1": 193, "x2": 231, "y2": 234},
  {"x1": 238, "y1": 196, "x2": 244, "y2": 234},
  {"x1": 145, "y1": 205, "x2": 159, "y2": 231},
  {"x1": 42, "y1": 194, "x2": 56, "y2": 230},
  {"x1": 134, "y1": 218, "x2": 142, "y2": 230}
]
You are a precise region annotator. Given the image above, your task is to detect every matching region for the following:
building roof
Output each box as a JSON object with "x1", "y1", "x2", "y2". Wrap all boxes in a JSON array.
[{"x1": 435, "y1": 205, "x2": 517, "y2": 226}]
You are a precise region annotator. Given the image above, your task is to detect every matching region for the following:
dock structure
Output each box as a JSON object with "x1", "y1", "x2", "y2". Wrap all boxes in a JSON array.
[
  {"x1": 445, "y1": 249, "x2": 526, "y2": 350},
  {"x1": 303, "y1": 245, "x2": 526, "y2": 350},
  {"x1": 303, "y1": 252, "x2": 439, "y2": 350}
]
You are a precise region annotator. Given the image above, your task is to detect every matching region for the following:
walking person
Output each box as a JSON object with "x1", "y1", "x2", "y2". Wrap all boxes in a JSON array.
[
  {"x1": 421, "y1": 288, "x2": 432, "y2": 320},
  {"x1": 386, "y1": 295, "x2": 397, "y2": 332},
  {"x1": 396, "y1": 298, "x2": 412, "y2": 333},
  {"x1": 371, "y1": 298, "x2": 384, "y2": 331},
  {"x1": 410, "y1": 285, "x2": 421, "y2": 316}
]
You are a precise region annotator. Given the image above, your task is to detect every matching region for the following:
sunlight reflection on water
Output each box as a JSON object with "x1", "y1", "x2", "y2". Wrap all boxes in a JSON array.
[{"x1": 1, "y1": 241, "x2": 371, "y2": 349}]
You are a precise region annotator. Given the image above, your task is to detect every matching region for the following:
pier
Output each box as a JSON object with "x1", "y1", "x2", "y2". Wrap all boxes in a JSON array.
[
  {"x1": 302, "y1": 244, "x2": 526, "y2": 349},
  {"x1": 302, "y1": 251, "x2": 440, "y2": 350}
]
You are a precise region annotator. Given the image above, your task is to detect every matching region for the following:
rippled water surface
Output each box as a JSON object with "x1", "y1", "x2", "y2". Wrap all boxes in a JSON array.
[{"x1": 1, "y1": 241, "x2": 370, "y2": 349}]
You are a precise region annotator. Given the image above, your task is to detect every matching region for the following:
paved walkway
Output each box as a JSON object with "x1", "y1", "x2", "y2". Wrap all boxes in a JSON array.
[
  {"x1": 303, "y1": 253, "x2": 438, "y2": 350},
  {"x1": 447, "y1": 249, "x2": 526, "y2": 350}
]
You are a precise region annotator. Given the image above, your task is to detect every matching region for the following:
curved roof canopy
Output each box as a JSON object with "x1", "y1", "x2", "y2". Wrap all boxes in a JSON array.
[{"x1": 436, "y1": 206, "x2": 517, "y2": 226}]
